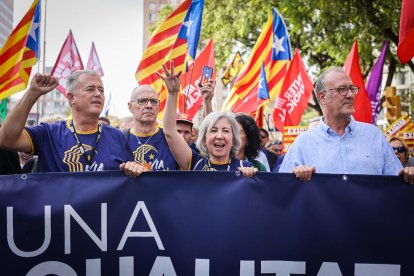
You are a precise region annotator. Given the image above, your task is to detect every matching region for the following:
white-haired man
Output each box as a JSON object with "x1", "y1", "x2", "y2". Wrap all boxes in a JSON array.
[{"x1": 279, "y1": 67, "x2": 413, "y2": 184}]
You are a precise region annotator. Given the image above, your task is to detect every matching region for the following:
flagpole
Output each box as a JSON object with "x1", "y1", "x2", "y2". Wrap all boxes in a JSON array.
[
  {"x1": 183, "y1": 61, "x2": 188, "y2": 112},
  {"x1": 36, "y1": 0, "x2": 47, "y2": 118},
  {"x1": 42, "y1": 0, "x2": 47, "y2": 74},
  {"x1": 184, "y1": 59, "x2": 196, "y2": 113}
]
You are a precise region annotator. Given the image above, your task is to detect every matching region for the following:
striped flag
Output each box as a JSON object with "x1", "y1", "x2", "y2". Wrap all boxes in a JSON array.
[
  {"x1": 222, "y1": 8, "x2": 292, "y2": 114},
  {"x1": 86, "y1": 42, "x2": 104, "y2": 77},
  {"x1": 135, "y1": 0, "x2": 204, "y2": 118},
  {"x1": 50, "y1": 30, "x2": 84, "y2": 96},
  {"x1": 0, "y1": 0, "x2": 40, "y2": 100}
]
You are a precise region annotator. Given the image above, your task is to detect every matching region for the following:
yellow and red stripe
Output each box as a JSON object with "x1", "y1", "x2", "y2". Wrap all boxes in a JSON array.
[
  {"x1": 222, "y1": 10, "x2": 289, "y2": 114},
  {"x1": 135, "y1": 0, "x2": 192, "y2": 118},
  {"x1": 0, "y1": 0, "x2": 38, "y2": 100}
]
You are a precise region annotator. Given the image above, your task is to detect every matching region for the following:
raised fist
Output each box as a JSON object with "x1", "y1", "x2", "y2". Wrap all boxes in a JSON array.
[{"x1": 29, "y1": 73, "x2": 59, "y2": 96}]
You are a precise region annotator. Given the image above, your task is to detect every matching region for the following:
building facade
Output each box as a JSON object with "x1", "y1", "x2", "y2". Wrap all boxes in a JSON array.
[
  {"x1": 142, "y1": 0, "x2": 180, "y2": 52},
  {"x1": 0, "y1": 0, "x2": 13, "y2": 48}
]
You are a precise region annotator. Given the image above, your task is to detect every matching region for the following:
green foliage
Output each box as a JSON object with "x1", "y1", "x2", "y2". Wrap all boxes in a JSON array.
[
  {"x1": 199, "y1": 0, "x2": 407, "y2": 77},
  {"x1": 151, "y1": 0, "x2": 412, "y2": 82},
  {"x1": 147, "y1": 4, "x2": 174, "y2": 35}
]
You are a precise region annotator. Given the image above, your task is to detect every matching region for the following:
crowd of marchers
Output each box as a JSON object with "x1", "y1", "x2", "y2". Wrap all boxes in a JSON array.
[{"x1": 0, "y1": 61, "x2": 413, "y2": 184}]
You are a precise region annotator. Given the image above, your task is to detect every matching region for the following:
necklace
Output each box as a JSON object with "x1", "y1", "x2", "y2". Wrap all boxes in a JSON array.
[{"x1": 135, "y1": 132, "x2": 155, "y2": 146}]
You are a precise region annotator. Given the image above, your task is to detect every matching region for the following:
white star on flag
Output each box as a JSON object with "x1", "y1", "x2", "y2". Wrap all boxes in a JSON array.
[
  {"x1": 182, "y1": 20, "x2": 194, "y2": 37},
  {"x1": 258, "y1": 76, "x2": 265, "y2": 90},
  {"x1": 273, "y1": 35, "x2": 286, "y2": 56},
  {"x1": 29, "y1": 22, "x2": 39, "y2": 41}
]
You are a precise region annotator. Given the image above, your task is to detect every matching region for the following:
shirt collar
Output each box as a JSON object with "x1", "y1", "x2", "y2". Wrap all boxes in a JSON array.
[{"x1": 319, "y1": 116, "x2": 355, "y2": 136}]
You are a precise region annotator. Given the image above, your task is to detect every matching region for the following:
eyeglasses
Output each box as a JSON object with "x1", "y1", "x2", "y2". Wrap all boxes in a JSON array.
[
  {"x1": 393, "y1": 146, "x2": 406, "y2": 153},
  {"x1": 270, "y1": 140, "x2": 282, "y2": 145},
  {"x1": 326, "y1": 86, "x2": 359, "y2": 96},
  {"x1": 132, "y1": 98, "x2": 160, "y2": 106}
]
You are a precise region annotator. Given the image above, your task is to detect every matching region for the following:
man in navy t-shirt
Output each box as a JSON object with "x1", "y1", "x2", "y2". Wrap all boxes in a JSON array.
[
  {"x1": 126, "y1": 85, "x2": 178, "y2": 171},
  {"x1": 0, "y1": 71, "x2": 144, "y2": 176}
]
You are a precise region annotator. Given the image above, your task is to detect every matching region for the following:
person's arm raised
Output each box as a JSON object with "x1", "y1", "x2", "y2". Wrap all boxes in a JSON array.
[
  {"x1": 200, "y1": 79, "x2": 215, "y2": 119},
  {"x1": 0, "y1": 74, "x2": 58, "y2": 153},
  {"x1": 157, "y1": 61, "x2": 192, "y2": 170}
]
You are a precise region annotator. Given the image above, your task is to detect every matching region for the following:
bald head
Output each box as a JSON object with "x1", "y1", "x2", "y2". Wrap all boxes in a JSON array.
[
  {"x1": 314, "y1": 67, "x2": 348, "y2": 94},
  {"x1": 130, "y1": 85, "x2": 158, "y2": 101}
]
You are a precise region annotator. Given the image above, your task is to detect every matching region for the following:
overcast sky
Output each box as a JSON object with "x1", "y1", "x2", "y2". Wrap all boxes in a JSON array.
[{"x1": 14, "y1": 0, "x2": 144, "y2": 118}]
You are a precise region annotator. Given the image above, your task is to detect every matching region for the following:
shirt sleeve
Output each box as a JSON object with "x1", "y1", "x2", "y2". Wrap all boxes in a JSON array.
[
  {"x1": 278, "y1": 139, "x2": 302, "y2": 173},
  {"x1": 24, "y1": 124, "x2": 48, "y2": 155}
]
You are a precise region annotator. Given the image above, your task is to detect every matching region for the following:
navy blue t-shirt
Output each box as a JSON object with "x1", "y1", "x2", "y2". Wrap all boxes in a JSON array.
[
  {"x1": 127, "y1": 127, "x2": 178, "y2": 171},
  {"x1": 189, "y1": 150, "x2": 252, "y2": 171},
  {"x1": 25, "y1": 121, "x2": 133, "y2": 172}
]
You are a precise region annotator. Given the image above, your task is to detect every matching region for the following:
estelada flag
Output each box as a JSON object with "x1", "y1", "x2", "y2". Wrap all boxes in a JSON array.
[
  {"x1": 343, "y1": 40, "x2": 373, "y2": 123},
  {"x1": 255, "y1": 62, "x2": 270, "y2": 128},
  {"x1": 50, "y1": 30, "x2": 84, "y2": 96},
  {"x1": 0, "y1": 0, "x2": 40, "y2": 100},
  {"x1": 398, "y1": 0, "x2": 414, "y2": 64},
  {"x1": 273, "y1": 49, "x2": 313, "y2": 132},
  {"x1": 136, "y1": 0, "x2": 204, "y2": 119},
  {"x1": 223, "y1": 8, "x2": 292, "y2": 114},
  {"x1": 178, "y1": 38, "x2": 215, "y2": 118}
]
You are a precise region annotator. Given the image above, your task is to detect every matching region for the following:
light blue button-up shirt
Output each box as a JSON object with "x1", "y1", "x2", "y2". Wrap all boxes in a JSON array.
[{"x1": 279, "y1": 116, "x2": 403, "y2": 175}]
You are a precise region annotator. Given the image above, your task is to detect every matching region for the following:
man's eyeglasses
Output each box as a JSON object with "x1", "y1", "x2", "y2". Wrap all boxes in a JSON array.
[
  {"x1": 393, "y1": 146, "x2": 406, "y2": 153},
  {"x1": 132, "y1": 98, "x2": 160, "y2": 106},
  {"x1": 326, "y1": 86, "x2": 359, "y2": 96}
]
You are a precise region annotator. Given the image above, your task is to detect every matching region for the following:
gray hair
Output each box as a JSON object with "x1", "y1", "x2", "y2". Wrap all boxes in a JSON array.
[
  {"x1": 130, "y1": 85, "x2": 157, "y2": 101},
  {"x1": 196, "y1": 111, "x2": 241, "y2": 159},
  {"x1": 66, "y1": 70, "x2": 101, "y2": 95},
  {"x1": 314, "y1": 67, "x2": 345, "y2": 104},
  {"x1": 40, "y1": 114, "x2": 66, "y2": 123}
]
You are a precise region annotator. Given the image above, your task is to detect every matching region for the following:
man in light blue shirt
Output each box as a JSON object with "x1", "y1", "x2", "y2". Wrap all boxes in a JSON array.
[{"x1": 279, "y1": 67, "x2": 414, "y2": 184}]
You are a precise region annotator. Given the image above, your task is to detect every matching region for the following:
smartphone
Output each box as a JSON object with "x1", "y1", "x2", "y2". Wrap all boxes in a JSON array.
[{"x1": 201, "y1": 66, "x2": 213, "y2": 85}]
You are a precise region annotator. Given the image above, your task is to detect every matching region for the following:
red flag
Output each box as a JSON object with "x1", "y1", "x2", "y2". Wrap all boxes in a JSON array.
[
  {"x1": 178, "y1": 38, "x2": 215, "y2": 118},
  {"x1": 398, "y1": 0, "x2": 414, "y2": 64},
  {"x1": 255, "y1": 107, "x2": 265, "y2": 128},
  {"x1": 86, "y1": 42, "x2": 104, "y2": 77},
  {"x1": 50, "y1": 30, "x2": 84, "y2": 96},
  {"x1": 273, "y1": 49, "x2": 313, "y2": 132},
  {"x1": 343, "y1": 40, "x2": 373, "y2": 123}
]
